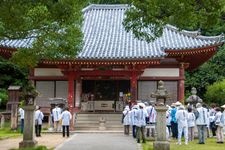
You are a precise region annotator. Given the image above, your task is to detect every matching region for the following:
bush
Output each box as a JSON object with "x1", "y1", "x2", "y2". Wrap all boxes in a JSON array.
[
  {"x1": 0, "y1": 88, "x2": 8, "y2": 108},
  {"x1": 204, "y1": 79, "x2": 225, "y2": 105}
]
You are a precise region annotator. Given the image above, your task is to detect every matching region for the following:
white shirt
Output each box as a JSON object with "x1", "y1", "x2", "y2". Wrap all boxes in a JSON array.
[
  {"x1": 52, "y1": 107, "x2": 62, "y2": 121},
  {"x1": 146, "y1": 105, "x2": 157, "y2": 123},
  {"x1": 209, "y1": 108, "x2": 216, "y2": 122},
  {"x1": 18, "y1": 108, "x2": 24, "y2": 119},
  {"x1": 214, "y1": 111, "x2": 224, "y2": 127},
  {"x1": 35, "y1": 110, "x2": 44, "y2": 125},
  {"x1": 196, "y1": 107, "x2": 208, "y2": 125},
  {"x1": 135, "y1": 108, "x2": 148, "y2": 127},
  {"x1": 176, "y1": 109, "x2": 188, "y2": 128},
  {"x1": 60, "y1": 110, "x2": 72, "y2": 126},
  {"x1": 187, "y1": 112, "x2": 196, "y2": 127},
  {"x1": 123, "y1": 108, "x2": 131, "y2": 125},
  {"x1": 130, "y1": 108, "x2": 138, "y2": 126}
]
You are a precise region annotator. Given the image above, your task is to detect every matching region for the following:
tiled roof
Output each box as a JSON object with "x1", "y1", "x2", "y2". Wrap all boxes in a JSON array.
[
  {"x1": 0, "y1": 4, "x2": 224, "y2": 60},
  {"x1": 0, "y1": 37, "x2": 35, "y2": 49}
]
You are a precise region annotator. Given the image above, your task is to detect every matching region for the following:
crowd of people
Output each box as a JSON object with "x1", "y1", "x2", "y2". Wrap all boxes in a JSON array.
[
  {"x1": 18, "y1": 104, "x2": 72, "y2": 138},
  {"x1": 122, "y1": 101, "x2": 225, "y2": 145}
]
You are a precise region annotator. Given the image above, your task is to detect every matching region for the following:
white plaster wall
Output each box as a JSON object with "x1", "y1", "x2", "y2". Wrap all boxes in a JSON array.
[
  {"x1": 141, "y1": 68, "x2": 179, "y2": 77},
  {"x1": 34, "y1": 68, "x2": 63, "y2": 76}
]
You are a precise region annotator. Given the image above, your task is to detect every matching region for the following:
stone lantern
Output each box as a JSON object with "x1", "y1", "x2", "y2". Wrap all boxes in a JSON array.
[
  {"x1": 151, "y1": 80, "x2": 170, "y2": 150},
  {"x1": 19, "y1": 87, "x2": 38, "y2": 148},
  {"x1": 186, "y1": 87, "x2": 202, "y2": 108}
]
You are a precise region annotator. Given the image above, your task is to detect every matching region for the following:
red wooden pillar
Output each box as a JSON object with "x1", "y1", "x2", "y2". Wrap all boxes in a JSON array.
[
  {"x1": 68, "y1": 72, "x2": 76, "y2": 111},
  {"x1": 130, "y1": 71, "x2": 138, "y2": 103},
  {"x1": 178, "y1": 63, "x2": 187, "y2": 103}
]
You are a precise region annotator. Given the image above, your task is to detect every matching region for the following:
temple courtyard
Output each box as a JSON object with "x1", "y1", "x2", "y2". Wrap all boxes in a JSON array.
[{"x1": 0, "y1": 132, "x2": 225, "y2": 150}]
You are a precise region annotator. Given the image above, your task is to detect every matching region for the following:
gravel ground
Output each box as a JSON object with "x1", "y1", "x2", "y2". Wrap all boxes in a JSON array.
[{"x1": 0, "y1": 133, "x2": 67, "y2": 150}]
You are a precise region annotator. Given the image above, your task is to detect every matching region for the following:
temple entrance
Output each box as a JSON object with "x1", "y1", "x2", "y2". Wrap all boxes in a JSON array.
[{"x1": 81, "y1": 80, "x2": 130, "y2": 112}]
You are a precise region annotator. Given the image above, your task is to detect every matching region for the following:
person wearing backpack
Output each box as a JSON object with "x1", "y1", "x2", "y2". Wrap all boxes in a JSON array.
[
  {"x1": 35, "y1": 106, "x2": 44, "y2": 137},
  {"x1": 214, "y1": 107, "x2": 224, "y2": 143}
]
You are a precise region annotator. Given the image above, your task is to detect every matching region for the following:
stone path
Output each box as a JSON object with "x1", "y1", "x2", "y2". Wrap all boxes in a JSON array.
[{"x1": 56, "y1": 133, "x2": 141, "y2": 150}]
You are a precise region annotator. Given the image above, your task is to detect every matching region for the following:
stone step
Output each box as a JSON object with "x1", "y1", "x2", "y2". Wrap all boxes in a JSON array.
[
  {"x1": 75, "y1": 126, "x2": 123, "y2": 131},
  {"x1": 75, "y1": 113, "x2": 123, "y2": 131},
  {"x1": 76, "y1": 118, "x2": 121, "y2": 121},
  {"x1": 76, "y1": 114, "x2": 122, "y2": 118},
  {"x1": 76, "y1": 120, "x2": 121, "y2": 124}
]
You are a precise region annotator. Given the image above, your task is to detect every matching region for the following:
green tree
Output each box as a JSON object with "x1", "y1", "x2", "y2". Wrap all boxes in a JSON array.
[
  {"x1": 0, "y1": 57, "x2": 29, "y2": 108},
  {"x1": 204, "y1": 79, "x2": 225, "y2": 105},
  {"x1": 0, "y1": 88, "x2": 8, "y2": 108},
  {"x1": 123, "y1": 0, "x2": 225, "y2": 42},
  {"x1": 185, "y1": 46, "x2": 225, "y2": 98},
  {"x1": 0, "y1": 57, "x2": 28, "y2": 89},
  {"x1": 0, "y1": 0, "x2": 84, "y2": 68}
]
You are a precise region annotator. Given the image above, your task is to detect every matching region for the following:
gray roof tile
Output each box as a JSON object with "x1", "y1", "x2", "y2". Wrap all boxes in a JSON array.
[{"x1": 0, "y1": 4, "x2": 223, "y2": 60}]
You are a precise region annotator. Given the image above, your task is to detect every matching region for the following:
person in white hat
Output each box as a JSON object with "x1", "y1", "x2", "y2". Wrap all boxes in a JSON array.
[
  {"x1": 175, "y1": 101, "x2": 182, "y2": 106},
  {"x1": 175, "y1": 105, "x2": 188, "y2": 145},
  {"x1": 195, "y1": 103, "x2": 208, "y2": 144},
  {"x1": 123, "y1": 105, "x2": 131, "y2": 135},
  {"x1": 135, "y1": 103, "x2": 148, "y2": 143},
  {"x1": 130, "y1": 105, "x2": 139, "y2": 138}
]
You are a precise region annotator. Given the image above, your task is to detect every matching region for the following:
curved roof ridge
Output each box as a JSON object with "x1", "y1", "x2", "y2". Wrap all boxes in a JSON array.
[
  {"x1": 165, "y1": 24, "x2": 223, "y2": 42},
  {"x1": 197, "y1": 34, "x2": 224, "y2": 42},
  {"x1": 82, "y1": 4, "x2": 128, "y2": 13},
  {"x1": 165, "y1": 24, "x2": 200, "y2": 36}
]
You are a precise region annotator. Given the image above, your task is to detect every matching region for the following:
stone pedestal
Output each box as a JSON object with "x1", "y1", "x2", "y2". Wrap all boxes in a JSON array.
[
  {"x1": 19, "y1": 105, "x2": 37, "y2": 148},
  {"x1": 99, "y1": 117, "x2": 106, "y2": 130},
  {"x1": 153, "y1": 106, "x2": 170, "y2": 150}
]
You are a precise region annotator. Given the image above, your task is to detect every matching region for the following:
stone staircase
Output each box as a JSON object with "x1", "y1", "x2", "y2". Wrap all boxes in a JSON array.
[{"x1": 74, "y1": 113, "x2": 124, "y2": 132}]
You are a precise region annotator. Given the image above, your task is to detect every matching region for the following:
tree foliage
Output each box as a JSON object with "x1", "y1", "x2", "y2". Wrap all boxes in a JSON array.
[
  {"x1": 204, "y1": 79, "x2": 225, "y2": 105},
  {"x1": 0, "y1": 57, "x2": 28, "y2": 89},
  {"x1": 123, "y1": 0, "x2": 225, "y2": 42},
  {"x1": 0, "y1": 0, "x2": 84, "y2": 68},
  {"x1": 185, "y1": 43, "x2": 225, "y2": 99},
  {"x1": 0, "y1": 57, "x2": 29, "y2": 107}
]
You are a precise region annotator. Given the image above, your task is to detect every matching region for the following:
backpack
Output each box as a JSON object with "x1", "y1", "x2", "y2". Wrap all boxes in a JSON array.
[{"x1": 194, "y1": 111, "x2": 199, "y2": 119}]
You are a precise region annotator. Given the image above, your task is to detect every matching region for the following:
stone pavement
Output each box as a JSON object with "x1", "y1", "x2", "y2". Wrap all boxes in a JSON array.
[{"x1": 55, "y1": 133, "x2": 141, "y2": 150}]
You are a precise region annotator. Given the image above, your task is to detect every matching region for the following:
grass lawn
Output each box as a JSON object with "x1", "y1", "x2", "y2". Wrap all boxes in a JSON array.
[
  {"x1": 143, "y1": 138, "x2": 225, "y2": 150},
  {"x1": 0, "y1": 122, "x2": 21, "y2": 139}
]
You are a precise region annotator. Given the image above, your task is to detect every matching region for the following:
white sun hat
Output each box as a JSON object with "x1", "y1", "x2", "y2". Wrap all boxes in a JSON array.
[
  {"x1": 175, "y1": 101, "x2": 182, "y2": 106},
  {"x1": 221, "y1": 104, "x2": 225, "y2": 108},
  {"x1": 138, "y1": 102, "x2": 145, "y2": 108}
]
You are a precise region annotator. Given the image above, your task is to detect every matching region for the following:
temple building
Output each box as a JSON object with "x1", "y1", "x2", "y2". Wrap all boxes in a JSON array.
[{"x1": 0, "y1": 4, "x2": 224, "y2": 114}]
